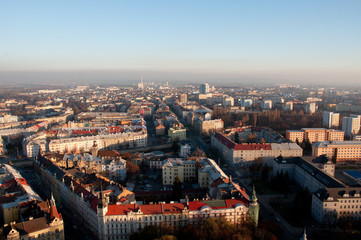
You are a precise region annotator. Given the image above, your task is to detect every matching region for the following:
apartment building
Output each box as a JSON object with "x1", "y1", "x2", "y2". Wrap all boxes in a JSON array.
[
  {"x1": 99, "y1": 197, "x2": 254, "y2": 240},
  {"x1": 162, "y1": 159, "x2": 197, "y2": 185},
  {"x1": 312, "y1": 187, "x2": 361, "y2": 223},
  {"x1": 24, "y1": 131, "x2": 147, "y2": 157},
  {"x1": 286, "y1": 128, "x2": 344, "y2": 143},
  {"x1": 168, "y1": 127, "x2": 186, "y2": 141},
  {"x1": 273, "y1": 156, "x2": 344, "y2": 193},
  {"x1": 212, "y1": 133, "x2": 302, "y2": 166},
  {"x1": 193, "y1": 118, "x2": 224, "y2": 134},
  {"x1": 323, "y1": 111, "x2": 340, "y2": 128},
  {"x1": 312, "y1": 141, "x2": 361, "y2": 164},
  {"x1": 342, "y1": 116, "x2": 361, "y2": 138}
]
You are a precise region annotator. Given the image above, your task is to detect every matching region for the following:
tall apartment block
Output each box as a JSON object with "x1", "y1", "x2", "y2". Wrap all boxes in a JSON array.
[
  {"x1": 342, "y1": 116, "x2": 361, "y2": 138},
  {"x1": 323, "y1": 111, "x2": 340, "y2": 128}
]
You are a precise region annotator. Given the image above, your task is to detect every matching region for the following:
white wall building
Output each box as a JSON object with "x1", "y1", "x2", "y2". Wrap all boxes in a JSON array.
[
  {"x1": 342, "y1": 116, "x2": 360, "y2": 138},
  {"x1": 323, "y1": 111, "x2": 340, "y2": 128},
  {"x1": 212, "y1": 133, "x2": 303, "y2": 166}
]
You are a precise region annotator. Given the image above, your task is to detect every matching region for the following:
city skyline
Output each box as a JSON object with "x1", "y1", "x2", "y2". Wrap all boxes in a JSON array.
[{"x1": 1, "y1": 1, "x2": 361, "y2": 86}]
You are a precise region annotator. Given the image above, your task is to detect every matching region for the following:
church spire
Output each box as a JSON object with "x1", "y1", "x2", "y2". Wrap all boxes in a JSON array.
[
  {"x1": 251, "y1": 184, "x2": 258, "y2": 203},
  {"x1": 49, "y1": 192, "x2": 61, "y2": 220},
  {"x1": 300, "y1": 228, "x2": 307, "y2": 240}
]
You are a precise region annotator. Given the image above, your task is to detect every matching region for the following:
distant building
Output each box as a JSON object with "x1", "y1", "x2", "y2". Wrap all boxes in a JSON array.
[
  {"x1": 162, "y1": 158, "x2": 196, "y2": 185},
  {"x1": 312, "y1": 141, "x2": 361, "y2": 164},
  {"x1": 286, "y1": 128, "x2": 344, "y2": 144},
  {"x1": 261, "y1": 100, "x2": 272, "y2": 110},
  {"x1": 312, "y1": 187, "x2": 361, "y2": 224},
  {"x1": 179, "y1": 144, "x2": 192, "y2": 158},
  {"x1": 305, "y1": 102, "x2": 317, "y2": 114},
  {"x1": 0, "y1": 114, "x2": 18, "y2": 124},
  {"x1": 241, "y1": 99, "x2": 253, "y2": 107},
  {"x1": 342, "y1": 116, "x2": 360, "y2": 138},
  {"x1": 193, "y1": 118, "x2": 224, "y2": 134},
  {"x1": 168, "y1": 127, "x2": 186, "y2": 141},
  {"x1": 199, "y1": 83, "x2": 210, "y2": 94},
  {"x1": 323, "y1": 111, "x2": 340, "y2": 128},
  {"x1": 179, "y1": 94, "x2": 187, "y2": 103},
  {"x1": 212, "y1": 133, "x2": 303, "y2": 166},
  {"x1": 283, "y1": 101, "x2": 293, "y2": 111},
  {"x1": 155, "y1": 124, "x2": 165, "y2": 136}
]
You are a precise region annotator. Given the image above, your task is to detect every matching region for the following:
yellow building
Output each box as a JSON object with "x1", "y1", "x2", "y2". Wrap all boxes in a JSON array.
[
  {"x1": 312, "y1": 141, "x2": 361, "y2": 164},
  {"x1": 286, "y1": 128, "x2": 344, "y2": 144},
  {"x1": 168, "y1": 127, "x2": 186, "y2": 141}
]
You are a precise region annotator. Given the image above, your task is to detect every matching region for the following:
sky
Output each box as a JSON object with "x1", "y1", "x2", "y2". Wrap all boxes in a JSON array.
[{"x1": 1, "y1": 0, "x2": 361, "y2": 86}]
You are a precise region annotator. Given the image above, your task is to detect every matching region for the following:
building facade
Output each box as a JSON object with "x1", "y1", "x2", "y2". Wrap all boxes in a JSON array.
[
  {"x1": 286, "y1": 128, "x2": 344, "y2": 144},
  {"x1": 342, "y1": 116, "x2": 361, "y2": 138},
  {"x1": 323, "y1": 111, "x2": 340, "y2": 128},
  {"x1": 212, "y1": 133, "x2": 303, "y2": 166},
  {"x1": 312, "y1": 141, "x2": 361, "y2": 164}
]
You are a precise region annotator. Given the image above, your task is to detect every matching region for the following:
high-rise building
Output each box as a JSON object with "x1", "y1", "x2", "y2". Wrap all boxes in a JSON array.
[
  {"x1": 323, "y1": 111, "x2": 340, "y2": 128},
  {"x1": 138, "y1": 76, "x2": 144, "y2": 89},
  {"x1": 283, "y1": 101, "x2": 293, "y2": 111},
  {"x1": 241, "y1": 99, "x2": 253, "y2": 107},
  {"x1": 199, "y1": 83, "x2": 209, "y2": 94},
  {"x1": 342, "y1": 116, "x2": 361, "y2": 138},
  {"x1": 305, "y1": 102, "x2": 317, "y2": 114},
  {"x1": 261, "y1": 100, "x2": 272, "y2": 109}
]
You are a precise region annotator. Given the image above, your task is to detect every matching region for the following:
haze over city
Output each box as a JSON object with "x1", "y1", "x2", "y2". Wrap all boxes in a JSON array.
[{"x1": 1, "y1": 0, "x2": 361, "y2": 86}]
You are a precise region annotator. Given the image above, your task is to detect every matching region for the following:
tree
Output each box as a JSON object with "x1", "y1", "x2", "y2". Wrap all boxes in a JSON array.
[
  {"x1": 126, "y1": 160, "x2": 139, "y2": 176},
  {"x1": 172, "y1": 176, "x2": 182, "y2": 201},
  {"x1": 261, "y1": 166, "x2": 269, "y2": 182},
  {"x1": 234, "y1": 131, "x2": 240, "y2": 143},
  {"x1": 155, "y1": 235, "x2": 177, "y2": 240},
  {"x1": 172, "y1": 140, "x2": 179, "y2": 155}
]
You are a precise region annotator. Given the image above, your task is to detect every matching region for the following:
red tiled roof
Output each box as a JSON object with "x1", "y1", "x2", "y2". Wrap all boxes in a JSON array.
[
  {"x1": 16, "y1": 178, "x2": 29, "y2": 186},
  {"x1": 105, "y1": 203, "x2": 186, "y2": 216},
  {"x1": 106, "y1": 204, "x2": 138, "y2": 216},
  {"x1": 98, "y1": 150, "x2": 121, "y2": 157},
  {"x1": 214, "y1": 133, "x2": 271, "y2": 150},
  {"x1": 214, "y1": 133, "x2": 235, "y2": 149},
  {"x1": 233, "y1": 143, "x2": 271, "y2": 151},
  {"x1": 188, "y1": 201, "x2": 206, "y2": 211},
  {"x1": 72, "y1": 130, "x2": 97, "y2": 135},
  {"x1": 225, "y1": 199, "x2": 248, "y2": 208},
  {"x1": 188, "y1": 199, "x2": 249, "y2": 211}
]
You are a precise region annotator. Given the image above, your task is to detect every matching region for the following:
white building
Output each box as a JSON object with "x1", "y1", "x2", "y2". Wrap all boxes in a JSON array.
[
  {"x1": 0, "y1": 114, "x2": 19, "y2": 124},
  {"x1": 312, "y1": 141, "x2": 361, "y2": 164},
  {"x1": 342, "y1": 116, "x2": 360, "y2": 138},
  {"x1": 323, "y1": 111, "x2": 340, "y2": 128},
  {"x1": 179, "y1": 144, "x2": 192, "y2": 158},
  {"x1": 98, "y1": 198, "x2": 252, "y2": 240},
  {"x1": 241, "y1": 99, "x2": 253, "y2": 107},
  {"x1": 283, "y1": 102, "x2": 293, "y2": 111},
  {"x1": 102, "y1": 159, "x2": 127, "y2": 181},
  {"x1": 312, "y1": 187, "x2": 361, "y2": 223},
  {"x1": 261, "y1": 100, "x2": 272, "y2": 110},
  {"x1": 305, "y1": 102, "x2": 317, "y2": 114},
  {"x1": 199, "y1": 83, "x2": 210, "y2": 94},
  {"x1": 212, "y1": 133, "x2": 303, "y2": 166}
]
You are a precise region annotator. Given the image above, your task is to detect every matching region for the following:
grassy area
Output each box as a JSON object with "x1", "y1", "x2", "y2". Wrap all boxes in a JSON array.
[{"x1": 253, "y1": 178, "x2": 280, "y2": 195}]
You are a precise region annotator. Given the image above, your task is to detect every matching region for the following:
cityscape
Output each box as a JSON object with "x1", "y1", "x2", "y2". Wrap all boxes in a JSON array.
[{"x1": 1, "y1": 1, "x2": 361, "y2": 240}]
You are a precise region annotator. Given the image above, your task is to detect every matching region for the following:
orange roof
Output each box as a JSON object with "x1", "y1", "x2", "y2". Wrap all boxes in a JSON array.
[{"x1": 105, "y1": 203, "x2": 186, "y2": 216}]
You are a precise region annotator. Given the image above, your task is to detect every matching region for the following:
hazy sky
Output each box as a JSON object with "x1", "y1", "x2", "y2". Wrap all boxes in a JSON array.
[{"x1": 1, "y1": 1, "x2": 361, "y2": 85}]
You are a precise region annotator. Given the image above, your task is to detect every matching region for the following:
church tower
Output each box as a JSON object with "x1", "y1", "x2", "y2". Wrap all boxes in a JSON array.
[
  {"x1": 248, "y1": 185, "x2": 259, "y2": 227},
  {"x1": 97, "y1": 186, "x2": 108, "y2": 239},
  {"x1": 90, "y1": 140, "x2": 99, "y2": 157}
]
